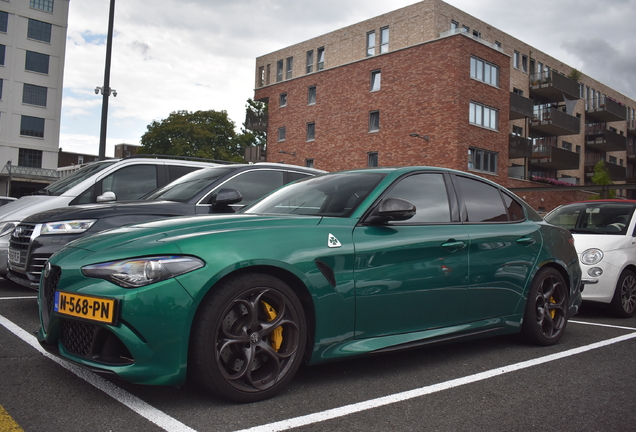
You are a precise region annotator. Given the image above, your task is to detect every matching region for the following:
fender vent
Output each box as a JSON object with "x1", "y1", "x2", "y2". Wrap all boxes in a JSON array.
[{"x1": 315, "y1": 260, "x2": 336, "y2": 288}]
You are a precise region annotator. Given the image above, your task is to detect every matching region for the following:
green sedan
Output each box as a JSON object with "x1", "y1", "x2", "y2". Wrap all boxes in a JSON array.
[{"x1": 38, "y1": 167, "x2": 582, "y2": 402}]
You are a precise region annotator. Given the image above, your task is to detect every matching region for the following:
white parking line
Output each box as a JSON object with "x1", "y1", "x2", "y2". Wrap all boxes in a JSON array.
[
  {"x1": 0, "y1": 313, "x2": 197, "y2": 432},
  {"x1": 0, "y1": 296, "x2": 38, "y2": 300},
  {"x1": 2, "y1": 311, "x2": 635, "y2": 432}
]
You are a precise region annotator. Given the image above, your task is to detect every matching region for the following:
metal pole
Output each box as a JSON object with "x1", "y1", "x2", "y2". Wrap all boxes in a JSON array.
[{"x1": 98, "y1": 0, "x2": 116, "y2": 160}]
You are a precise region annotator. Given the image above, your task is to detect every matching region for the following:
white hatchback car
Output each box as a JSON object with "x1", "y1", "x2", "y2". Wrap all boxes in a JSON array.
[{"x1": 545, "y1": 200, "x2": 636, "y2": 317}]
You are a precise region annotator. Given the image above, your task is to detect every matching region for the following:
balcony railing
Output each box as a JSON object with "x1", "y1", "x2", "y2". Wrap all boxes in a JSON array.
[
  {"x1": 529, "y1": 70, "x2": 580, "y2": 102},
  {"x1": 509, "y1": 92, "x2": 534, "y2": 120},
  {"x1": 584, "y1": 160, "x2": 626, "y2": 182},
  {"x1": 509, "y1": 135, "x2": 532, "y2": 159},
  {"x1": 586, "y1": 96, "x2": 627, "y2": 122},
  {"x1": 629, "y1": 119, "x2": 636, "y2": 137},
  {"x1": 529, "y1": 142, "x2": 580, "y2": 171},
  {"x1": 585, "y1": 126, "x2": 627, "y2": 152},
  {"x1": 245, "y1": 110, "x2": 268, "y2": 132},
  {"x1": 530, "y1": 107, "x2": 580, "y2": 136}
]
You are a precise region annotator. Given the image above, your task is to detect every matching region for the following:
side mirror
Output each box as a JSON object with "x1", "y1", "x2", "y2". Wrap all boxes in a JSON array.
[
  {"x1": 213, "y1": 188, "x2": 243, "y2": 206},
  {"x1": 96, "y1": 191, "x2": 117, "y2": 203},
  {"x1": 365, "y1": 197, "x2": 416, "y2": 225}
]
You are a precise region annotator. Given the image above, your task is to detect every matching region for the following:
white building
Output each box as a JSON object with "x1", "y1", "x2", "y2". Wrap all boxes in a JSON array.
[{"x1": 0, "y1": 0, "x2": 69, "y2": 196}]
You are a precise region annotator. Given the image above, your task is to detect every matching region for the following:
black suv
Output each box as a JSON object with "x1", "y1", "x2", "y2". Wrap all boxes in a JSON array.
[{"x1": 7, "y1": 163, "x2": 324, "y2": 288}]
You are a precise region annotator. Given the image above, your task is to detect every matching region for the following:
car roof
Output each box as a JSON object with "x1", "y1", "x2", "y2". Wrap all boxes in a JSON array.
[{"x1": 563, "y1": 199, "x2": 636, "y2": 205}]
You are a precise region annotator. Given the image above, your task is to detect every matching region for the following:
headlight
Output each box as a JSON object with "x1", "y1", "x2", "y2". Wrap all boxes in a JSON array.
[
  {"x1": 0, "y1": 221, "x2": 18, "y2": 237},
  {"x1": 40, "y1": 219, "x2": 97, "y2": 235},
  {"x1": 581, "y1": 248, "x2": 604, "y2": 265},
  {"x1": 81, "y1": 256, "x2": 205, "y2": 288}
]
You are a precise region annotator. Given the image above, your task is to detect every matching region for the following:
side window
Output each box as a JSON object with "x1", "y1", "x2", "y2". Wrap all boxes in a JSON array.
[
  {"x1": 384, "y1": 173, "x2": 451, "y2": 223},
  {"x1": 101, "y1": 165, "x2": 158, "y2": 201},
  {"x1": 454, "y1": 176, "x2": 509, "y2": 222},
  {"x1": 167, "y1": 165, "x2": 201, "y2": 183},
  {"x1": 287, "y1": 172, "x2": 313, "y2": 183},
  {"x1": 216, "y1": 170, "x2": 284, "y2": 205},
  {"x1": 502, "y1": 193, "x2": 525, "y2": 221}
]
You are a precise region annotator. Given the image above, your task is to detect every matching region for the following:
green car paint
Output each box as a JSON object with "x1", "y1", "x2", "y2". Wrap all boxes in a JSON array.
[{"x1": 37, "y1": 166, "x2": 582, "y2": 398}]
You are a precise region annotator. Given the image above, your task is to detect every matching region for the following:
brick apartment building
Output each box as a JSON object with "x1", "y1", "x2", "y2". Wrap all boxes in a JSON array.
[{"x1": 250, "y1": 0, "x2": 636, "y2": 213}]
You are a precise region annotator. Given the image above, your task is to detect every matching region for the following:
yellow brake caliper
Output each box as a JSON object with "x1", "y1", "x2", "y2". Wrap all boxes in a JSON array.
[
  {"x1": 262, "y1": 301, "x2": 283, "y2": 351},
  {"x1": 550, "y1": 297, "x2": 556, "y2": 319}
]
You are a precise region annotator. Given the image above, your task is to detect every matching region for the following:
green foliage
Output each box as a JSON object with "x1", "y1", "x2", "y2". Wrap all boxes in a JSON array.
[
  {"x1": 139, "y1": 110, "x2": 245, "y2": 163},
  {"x1": 589, "y1": 160, "x2": 615, "y2": 199},
  {"x1": 567, "y1": 68, "x2": 583, "y2": 83},
  {"x1": 239, "y1": 98, "x2": 267, "y2": 149}
]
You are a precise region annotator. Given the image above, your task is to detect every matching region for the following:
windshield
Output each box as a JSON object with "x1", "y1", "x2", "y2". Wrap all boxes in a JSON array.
[
  {"x1": 42, "y1": 161, "x2": 118, "y2": 196},
  {"x1": 545, "y1": 202, "x2": 636, "y2": 235},
  {"x1": 245, "y1": 172, "x2": 386, "y2": 217},
  {"x1": 142, "y1": 167, "x2": 235, "y2": 202}
]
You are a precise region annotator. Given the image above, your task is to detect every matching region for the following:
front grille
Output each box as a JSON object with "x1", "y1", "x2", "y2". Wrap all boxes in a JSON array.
[
  {"x1": 61, "y1": 319, "x2": 97, "y2": 357},
  {"x1": 28, "y1": 254, "x2": 52, "y2": 281},
  {"x1": 43, "y1": 264, "x2": 61, "y2": 314},
  {"x1": 9, "y1": 222, "x2": 36, "y2": 268}
]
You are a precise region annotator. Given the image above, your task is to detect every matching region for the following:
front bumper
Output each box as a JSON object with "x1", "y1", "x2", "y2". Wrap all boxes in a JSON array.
[{"x1": 579, "y1": 260, "x2": 621, "y2": 304}]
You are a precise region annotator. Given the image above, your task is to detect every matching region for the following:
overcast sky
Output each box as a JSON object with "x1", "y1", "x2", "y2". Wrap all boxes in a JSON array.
[{"x1": 59, "y1": 0, "x2": 636, "y2": 157}]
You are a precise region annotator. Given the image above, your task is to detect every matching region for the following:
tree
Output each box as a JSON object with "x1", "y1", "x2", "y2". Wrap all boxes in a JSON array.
[
  {"x1": 589, "y1": 160, "x2": 615, "y2": 199},
  {"x1": 139, "y1": 110, "x2": 245, "y2": 162},
  {"x1": 237, "y1": 98, "x2": 267, "y2": 149}
]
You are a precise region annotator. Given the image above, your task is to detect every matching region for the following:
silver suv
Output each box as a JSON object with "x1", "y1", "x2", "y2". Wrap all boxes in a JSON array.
[{"x1": 0, "y1": 156, "x2": 222, "y2": 276}]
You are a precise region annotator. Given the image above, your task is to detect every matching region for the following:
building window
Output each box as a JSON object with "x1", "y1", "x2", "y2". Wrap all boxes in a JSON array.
[
  {"x1": 0, "y1": 11, "x2": 8, "y2": 32},
  {"x1": 369, "y1": 111, "x2": 380, "y2": 132},
  {"x1": 513, "y1": 87, "x2": 524, "y2": 96},
  {"x1": 285, "y1": 57, "x2": 293, "y2": 80},
  {"x1": 0, "y1": 45, "x2": 5, "y2": 66},
  {"x1": 308, "y1": 86, "x2": 316, "y2": 105},
  {"x1": 472, "y1": 30, "x2": 481, "y2": 39},
  {"x1": 468, "y1": 147, "x2": 497, "y2": 174},
  {"x1": 469, "y1": 102, "x2": 498, "y2": 130},
  {"x1": 513, "y1": 51, "x2": 520, "y2": 69},
  {"x1": 25, "y1": 51, "x2": 49, "y2": 74},
  {"x1": 609, "y1": 156, "x2": 617, "y2": 165},
  {"x1": 30, "y1": 0, "x2": 54, "y2": 12},
  {"x1": 258, "y1": 66, "x2": 264, "y2": 87},
  {"x1": 512, "y1": 125, "x2": 523, "y2": 136},
  {"x1": 306, "y1": 159, "x2": 314, "y2": 168},
  {"x1": 521, "y1": 54, "x2": 528, "y2": 73},
  {"x1": 276, "y1": 60, "x2": 283, "y2": 82},
  {"x1": 370, "y1": 70, "x2": 381, "y2": 91},
  {"x1": 277, "y1": 127, "x2": 286, "y2": 142},
  {"x1": 495, "y1": 41, "x2": 502, "y2": 49},
  {"x1": 20, "y1": 115, "x2": 45, "y2": 138},
  {"x1": 461, "y1": 25, "x2": 469, "y2": 33},
  {"x1": 380, "y1": 26, "x2": 389, "y2": 53},
  {"x1": 279, "y1": 93, "x2": 287, "y2": 107},
  {"x1": 450, "y1": 20, "x2": 459, "y2": 31},
  {"x1": 562, "y1": 141, "x2": 572, "y2": 151},
  {"x1": 366, "y1": 31, "x2": 375, "y2": 57},
  {"x1": 19, "y1": 148, "x2": 43, "y2": 168},
  {"x1": 368, "y1": 152, "x2": 378, "y2": 167},
  {"x1": 266, "y1": 64, "x2": 271, "y2": 85},
  {"x1": 27, "y1": 19, "x2": 52, "y2": 43},
  {"x1": 306, "y1": 50, "x2": 314, "y2": 74},
  {"x1": 470, "y1": 56, "x2": 499, "y2": 87},
  {"x1": 306, "y1": 122, "x2": 315, "y2": 141},
  {"x1": 0, "y1": 79, "x2": 3, "y2": 100},
  {"x1": 23, "y1": 83, "x2": 48, "y2": 106},
  {"x1": 317, "y1": 47, "x2": 325, "y2": 70}
]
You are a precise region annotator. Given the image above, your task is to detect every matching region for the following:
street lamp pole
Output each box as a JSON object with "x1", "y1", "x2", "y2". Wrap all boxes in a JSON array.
[{"x1": 98, "y1": 0, "x2": 116, "y2": 161}]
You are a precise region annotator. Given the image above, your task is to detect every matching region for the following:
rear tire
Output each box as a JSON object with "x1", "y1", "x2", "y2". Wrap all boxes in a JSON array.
[
  {"x1": 609, "y1": 269, "x2": 636, "y2": 318},
  {"x1": 189, "y1": 273, "x2": 307, "y2": 402},
  {"x1": 521, "y1": 267, "x2": 568, "y2": 346}
]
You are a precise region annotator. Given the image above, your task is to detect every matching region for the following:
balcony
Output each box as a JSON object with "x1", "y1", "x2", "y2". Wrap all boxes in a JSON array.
[
  {"x1": 629, "y1": 119, "x2": 636, "y2": 137},
  {"x1": 584, "y1": 160, "x2": 626, "y2": 182},
  {"x1": 530, "y1": 107, "x2": 580, "y2": 137},
  {"x1": 509, "y1": 92, "x2": 534, "y2": 120},
  {"x1": 245, "y1": 110, "x2": 268, "y2": 132},
  {"x1": 585, "y1": 125, "x2": 627, "y2": 153},
  {"x1": 586, "y1": 97, "x2": 627, "y2": 123},
  {"x1": 529, "y1": 70, "x2": 581, "y2": 102},
  {"x1": 529, "y1": 142, "x2": 580, "y2": 171},
  {"x1": 509, "y1": 135, "x2": 532, "y2": 158}
]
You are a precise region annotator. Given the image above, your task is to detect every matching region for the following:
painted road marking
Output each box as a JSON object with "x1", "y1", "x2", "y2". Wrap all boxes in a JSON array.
[
  {"x1": 0, "y1": 313, "x2": 634, "y2": 432},
  {"x1": 0, "y1": 296, "x2": 38, "y2": 300},
  {"x1": 0, "y1": 405, "x2": 25, "y2": 432}
]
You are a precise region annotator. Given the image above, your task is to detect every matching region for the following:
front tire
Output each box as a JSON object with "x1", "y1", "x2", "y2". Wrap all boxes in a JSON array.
[
  {"x1": 609, "y1": 269, "x2": 636, "y2": 318},
  {"x1": 190, "y1": 273, "x2": 307, "y2": 402},
  {"x1": 521, "y1": 267, "x2": 568, "y2": 346}
]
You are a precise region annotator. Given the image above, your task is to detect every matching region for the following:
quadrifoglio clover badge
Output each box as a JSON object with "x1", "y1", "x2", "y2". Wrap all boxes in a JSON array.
[{"x1": 327, "y1": 233, "x2": 341, "y2": 248}]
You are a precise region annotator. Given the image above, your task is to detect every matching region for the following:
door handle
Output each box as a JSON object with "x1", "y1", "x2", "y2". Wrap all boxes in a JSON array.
[
  {"x1": 517, "y1": 237, "x2": 536, "y2": 246},
  {"x1": 441, "y1": 240, "x2": 466, "y2": 250}
]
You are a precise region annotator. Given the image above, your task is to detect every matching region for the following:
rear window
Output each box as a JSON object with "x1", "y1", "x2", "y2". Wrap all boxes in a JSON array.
[{"x1": 546, "y1": 202, "x2": 636, "y2": 235}]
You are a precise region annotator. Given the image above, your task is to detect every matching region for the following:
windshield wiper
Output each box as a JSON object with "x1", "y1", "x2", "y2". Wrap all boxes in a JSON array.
[{"x1": 29, "y1": 188, "x2": 51, "y2": 196}]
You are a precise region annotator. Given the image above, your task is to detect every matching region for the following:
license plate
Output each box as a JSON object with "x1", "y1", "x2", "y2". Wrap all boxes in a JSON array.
[
  {"x1": 8, "y1": 249, "x2": 19, "y2": 264},
  {"x1": 54, "y1": 291, "x2": 117, "y2": 324}
]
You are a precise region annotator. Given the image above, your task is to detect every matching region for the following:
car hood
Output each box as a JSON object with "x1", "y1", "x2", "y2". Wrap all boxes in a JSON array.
[
  {"x1": 58, "y1": 213, "x2": 323, "y2": 256},
  {"x1": 21, "y1": 200, "x2": 190, "y2": 224},
  {"x1": 571, "y1": 233, "x2": 630, "y2": 254},
  {"x1": 0, "y1": 195, "x2": 72, "y2": 222}
]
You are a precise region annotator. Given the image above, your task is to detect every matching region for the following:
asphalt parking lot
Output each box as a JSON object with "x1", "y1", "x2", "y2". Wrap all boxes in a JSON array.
[{"x1": 1, "y1": 277, "x2": 635, "y2": 432}]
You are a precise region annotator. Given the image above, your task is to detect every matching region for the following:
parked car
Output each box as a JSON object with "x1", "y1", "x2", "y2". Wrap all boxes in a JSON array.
[
  {"x1": 8, "y1": 163, "x2": 325, "y2": 289},
  {"x1": 38, "y1": 166, "x2": 582, "y2": 402},
  {"x1": 0, "y1": 197, "x2": 17, "y2": 206},
  {"x1": 544, "y1": 199, "x2": 636, "y2": 317},
  {"x1": 0, "y1": 156, "x2": 225, "y2": 277}
]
